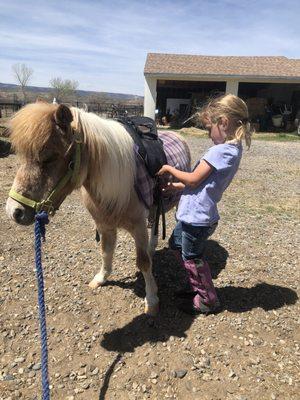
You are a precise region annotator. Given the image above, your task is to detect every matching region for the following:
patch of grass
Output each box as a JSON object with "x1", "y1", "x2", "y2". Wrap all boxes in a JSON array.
[
  {"x1": 264, "y1": 205, "x2": 280, "y2": 214},
  {"x1": 159, "y1": 126, "x2": 300, "y2": 141},
  {"x1": 158, "y1": 126, "x2": 208, "y2": 138},
  {"x1": 253, "y1": 132, "x2": 300, "y2": 142}
]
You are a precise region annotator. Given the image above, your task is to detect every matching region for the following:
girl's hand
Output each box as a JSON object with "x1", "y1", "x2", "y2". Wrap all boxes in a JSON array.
[
  {"x1": 157, "y1": 165, "x2": 171, "y2": 176},
  {"x1": 161, "y1": 182, "x2": 185, "y2": 194}
]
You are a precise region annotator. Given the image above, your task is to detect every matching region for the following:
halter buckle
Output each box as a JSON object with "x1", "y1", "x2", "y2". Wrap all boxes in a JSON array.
[
  {"x1": 36, "y1": 200, "x2": 55, "y2": 215},
  {"x1": 74, "y1": 131, "x2": 83, "y2": 144}
]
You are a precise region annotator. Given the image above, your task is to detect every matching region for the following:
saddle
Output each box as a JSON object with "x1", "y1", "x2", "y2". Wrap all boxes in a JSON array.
[{"x1": 117, "y1": 115, "x2": 167, "y2": 177}]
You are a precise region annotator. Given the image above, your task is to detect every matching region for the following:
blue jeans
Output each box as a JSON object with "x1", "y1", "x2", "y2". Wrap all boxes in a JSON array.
[{"x1": 169, "y1": 221, "x2": 218, "y2": 261}]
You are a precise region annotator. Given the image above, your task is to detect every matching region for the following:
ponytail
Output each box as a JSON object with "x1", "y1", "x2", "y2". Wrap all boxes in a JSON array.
[
  {"x1": 236, "y1": 120, "x2": 252, "y2": 149},
  {"x1": 244, "y1": 121, "x2": 252, "y2": 149}
]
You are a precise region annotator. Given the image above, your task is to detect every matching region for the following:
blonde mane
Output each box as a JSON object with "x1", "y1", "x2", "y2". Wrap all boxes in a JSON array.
[
  {"x1": 10, "y1": 103, "x2": 57, "y2": 158},
  {"x1": 71, "y1": 107, "x2": 136, "y2": 215}
]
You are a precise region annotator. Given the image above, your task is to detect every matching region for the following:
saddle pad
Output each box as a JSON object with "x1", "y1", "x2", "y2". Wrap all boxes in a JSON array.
[{"x1": 134, "y1": 130, "x2": 191, "y2": 209}]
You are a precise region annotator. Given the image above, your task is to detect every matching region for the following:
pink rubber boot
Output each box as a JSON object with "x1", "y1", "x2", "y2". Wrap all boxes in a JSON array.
[{"x1": 177, "y1": 259, "x2": 220, "y2": 314}]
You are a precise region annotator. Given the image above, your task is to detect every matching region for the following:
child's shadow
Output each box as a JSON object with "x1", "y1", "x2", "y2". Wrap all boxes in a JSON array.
[
  {"x1": 151, "y1": 239, "x2": 228, "y2": 291},
  {"x1": 203, "y1": 239, "x2": 229, "y2": 278}
]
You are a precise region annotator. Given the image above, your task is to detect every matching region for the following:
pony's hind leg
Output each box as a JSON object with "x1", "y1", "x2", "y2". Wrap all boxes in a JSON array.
[
  {"x1": 89, "y1": 228, "x2": 117, "y2": 289},
  {"x1": 148, "y1": 205, "x2": 158, "y2": 258},
  {"x1": 130, "y1": 221, "x2": 159, "y2": 316}
]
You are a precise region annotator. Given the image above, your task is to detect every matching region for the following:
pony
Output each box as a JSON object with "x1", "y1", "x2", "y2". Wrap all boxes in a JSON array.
[{"x1": 5, "y1": 102, "x2": 191, "y2": 315}]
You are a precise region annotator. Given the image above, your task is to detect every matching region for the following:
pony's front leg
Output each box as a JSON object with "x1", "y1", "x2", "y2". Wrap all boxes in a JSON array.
[
  {"x1": 89, "y1": 228, "x2": 117, "y2": 289},
  {"x1": 131, "y1": 222, "x2": 159, "y2": 316}
]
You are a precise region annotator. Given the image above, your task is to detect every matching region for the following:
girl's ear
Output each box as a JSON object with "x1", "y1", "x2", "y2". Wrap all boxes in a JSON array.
[{"x1": 219, "y1": 116, "x2": 229, "y2": 129}]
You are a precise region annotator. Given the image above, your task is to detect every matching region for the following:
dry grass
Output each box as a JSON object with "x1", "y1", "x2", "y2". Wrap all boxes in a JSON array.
[{"x1": 160, "y1": 126, "x2": 300, "y2": 142}]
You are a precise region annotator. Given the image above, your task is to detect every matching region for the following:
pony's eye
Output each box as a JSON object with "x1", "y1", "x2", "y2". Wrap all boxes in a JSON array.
[{"x1": 43, "y1": 155, "x2": 57, "y2": 164}]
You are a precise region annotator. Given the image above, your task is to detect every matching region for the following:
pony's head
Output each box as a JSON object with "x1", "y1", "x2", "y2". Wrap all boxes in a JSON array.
[{"x1": 6, "y1": 102, "x2": 79, "y2": 225}]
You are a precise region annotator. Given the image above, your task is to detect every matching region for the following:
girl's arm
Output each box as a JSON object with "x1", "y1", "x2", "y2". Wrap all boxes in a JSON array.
[{"x1": 158, "y1": 160, "x2": 213, "y2": 188}]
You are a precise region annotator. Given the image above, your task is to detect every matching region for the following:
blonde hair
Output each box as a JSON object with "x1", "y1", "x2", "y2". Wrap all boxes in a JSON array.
[{"x1": 198, "y1": 94, "x2": 252, "y2": 148}]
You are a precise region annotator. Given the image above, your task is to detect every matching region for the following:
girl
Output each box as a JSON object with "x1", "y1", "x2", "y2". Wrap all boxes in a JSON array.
[{"x1": 158, "y1": 94, "x2": 252, "y2": 314}]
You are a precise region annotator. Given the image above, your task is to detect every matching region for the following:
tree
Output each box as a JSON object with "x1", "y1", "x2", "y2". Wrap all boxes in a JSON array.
[
  {"x1": 49, "y1": 77, "x2": 79, "y2": 103},
  {"x1": 12, "y1": 63, "x2": 34, "y2": 104}
]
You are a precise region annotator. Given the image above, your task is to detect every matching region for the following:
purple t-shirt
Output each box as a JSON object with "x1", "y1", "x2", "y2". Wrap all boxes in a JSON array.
[{"x1": 176, "y1": 142, "x2": 243, "y2": 226}]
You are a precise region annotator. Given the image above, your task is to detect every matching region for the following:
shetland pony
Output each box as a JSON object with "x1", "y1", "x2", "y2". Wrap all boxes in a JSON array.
[{"x1": 6, "y1": 102, "x2": 191, "y2": 315}]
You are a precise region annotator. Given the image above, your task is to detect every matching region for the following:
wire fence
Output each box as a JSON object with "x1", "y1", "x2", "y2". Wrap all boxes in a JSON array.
[
  {"x1": 0, "y1": 100, "x2": 144, "y2": 119},
  {"x1": 73, "y1": 101, "x2": 143, "y2": 118},
  {"x1": 0, "y1": 101, "x2": 22, "y2": 117}
]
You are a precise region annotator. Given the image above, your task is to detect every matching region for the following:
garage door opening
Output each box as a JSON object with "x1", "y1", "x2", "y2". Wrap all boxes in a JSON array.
[
  {"x1": 239, "y1": 82, "x2": 300, "y2": 131},
  {"x1": 156, "y1": 80, "x2": 226, "y2": 126}
]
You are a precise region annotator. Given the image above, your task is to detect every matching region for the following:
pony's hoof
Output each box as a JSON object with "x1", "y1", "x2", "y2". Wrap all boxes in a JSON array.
[
  {"x1": 89, "y1": 280, "x2": 100, "y2": 289},
  {"x1": 89, "y1": 279, "x2": 104, "y2": 289},
  {"x1": 145, "y1": 303, "x2": 159, "y2": 316},
  {"x1": 89, "y1": 271, "x2": 108, "y2": 289}
]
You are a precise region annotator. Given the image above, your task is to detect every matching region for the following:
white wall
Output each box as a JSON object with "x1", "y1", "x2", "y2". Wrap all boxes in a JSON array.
[
  {"x1": 166, "y1": 98, "x2": 191, "y2": 114},
  {"x1": 226, "y1": 80, "x2": 239, "y2": 95},
  {"x1": 144, "y1": 76, "x2": 157, "y2": 119}
]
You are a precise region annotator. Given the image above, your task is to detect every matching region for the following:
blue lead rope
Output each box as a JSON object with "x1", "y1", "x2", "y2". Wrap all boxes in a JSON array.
[{"x1": 34, "y1": 211, "x2": 50, "y2": 400}]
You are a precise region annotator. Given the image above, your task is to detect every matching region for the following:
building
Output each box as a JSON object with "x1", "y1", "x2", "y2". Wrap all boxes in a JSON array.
[{"x1": 144, "y1": 53, "x2": 300, "y2": 130}]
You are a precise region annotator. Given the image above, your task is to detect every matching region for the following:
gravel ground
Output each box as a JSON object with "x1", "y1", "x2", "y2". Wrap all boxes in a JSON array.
[{"x1": 0, "y1": 136, "x2": 299, "y2": 400}]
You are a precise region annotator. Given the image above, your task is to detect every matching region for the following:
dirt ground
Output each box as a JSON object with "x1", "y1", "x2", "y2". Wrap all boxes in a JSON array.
[{"x1": 0, "y1": 136, "x2": 299, "y2": 400}]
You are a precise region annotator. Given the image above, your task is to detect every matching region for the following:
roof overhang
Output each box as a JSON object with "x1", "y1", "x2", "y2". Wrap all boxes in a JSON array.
[{"x1": 145, "y1": 72, "x2": 300, "y2": 84}]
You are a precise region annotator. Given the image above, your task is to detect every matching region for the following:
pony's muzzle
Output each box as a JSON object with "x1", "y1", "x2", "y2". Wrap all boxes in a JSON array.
[{"x1": 6, "y1": 197, "x2": 35, "y2": 225}]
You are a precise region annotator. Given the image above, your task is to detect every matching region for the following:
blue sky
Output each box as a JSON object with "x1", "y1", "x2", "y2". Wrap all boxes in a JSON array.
[{"x1": 0, "y1": 0, "x2": 299, "y2": 95}]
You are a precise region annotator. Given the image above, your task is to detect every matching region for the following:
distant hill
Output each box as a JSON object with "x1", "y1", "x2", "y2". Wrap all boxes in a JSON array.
[{"x1": 0, "y1": 82, "x2": 143, "y2": 102}]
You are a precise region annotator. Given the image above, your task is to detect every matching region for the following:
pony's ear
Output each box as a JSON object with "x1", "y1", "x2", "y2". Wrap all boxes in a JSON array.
[{"x1": 54, "y1": 104, "x2": 73, "y2": 127}]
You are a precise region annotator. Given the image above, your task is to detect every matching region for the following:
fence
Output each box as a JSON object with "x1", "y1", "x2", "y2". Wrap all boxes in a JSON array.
[
  {"x1": 0, "y1": 101, "x2": 22, "y2": 118},
  {"x1": 0, "y1": 100, "x2": 143, "y2": 119},
  {"x1": 74, "y1": 101, "x2": 143, "y2": 118}
]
